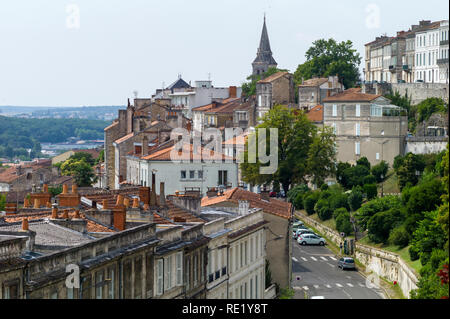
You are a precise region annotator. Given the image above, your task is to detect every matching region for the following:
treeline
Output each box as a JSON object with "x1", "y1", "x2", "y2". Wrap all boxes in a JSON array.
[{"x1": 0, "y1": 116, "x2": 110, "y2": 160}]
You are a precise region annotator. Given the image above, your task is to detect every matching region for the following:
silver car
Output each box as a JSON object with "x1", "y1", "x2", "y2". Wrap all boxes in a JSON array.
[
  {"x1": 297, "y1": 234, "x2": 326, "y2": 246},
  {"x1": 338, "y1": 257, "x2": 356, "y2": 270}
]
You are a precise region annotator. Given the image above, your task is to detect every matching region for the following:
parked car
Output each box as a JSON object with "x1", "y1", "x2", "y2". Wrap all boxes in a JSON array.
[
  {"x1": 294, "y1": 229, "x2": 316, "y2": 240},
  {"x1": 293, "y1": 224, "x2": 307, "y2": 234},
  {"x1": 297, "y1": 234, "x2": 326, "y2": 246},
  {"x1": 269, "y1": 191, "x2": 277, "y2": 197},
  {"x1": 338, "y1": 257, "x2": 356, "y2": 270}
]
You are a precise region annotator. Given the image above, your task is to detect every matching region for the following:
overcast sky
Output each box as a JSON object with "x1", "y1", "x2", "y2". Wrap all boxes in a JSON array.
[{"x1": 0, "y1": 0, "x2": 448, "y2": 106}]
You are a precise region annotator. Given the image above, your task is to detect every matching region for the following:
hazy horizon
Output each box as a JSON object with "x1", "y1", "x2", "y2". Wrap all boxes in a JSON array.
[{"x1": 0, "y1": 0, "x2": 448, "y2": 107}]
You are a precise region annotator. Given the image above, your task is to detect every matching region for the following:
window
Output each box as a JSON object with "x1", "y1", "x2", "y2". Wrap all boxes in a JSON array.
[
  {"x1": 258, "y1": 95, "x2": 262, "y2": 107},
  {"x1": 370, "y1": 105, "x2": 382, "y2": 117},
  {"x1": 245, "y1": 241, "x2": 248, "y2": 265},
  {"x1": 332, "y1": 123, "x2": 337, "y2": 134},
  {"x1": 108, "y1": 266, "x2": 115, "y2": 299},
  {"x1": 208, "y1": 250, "x2": 212, "y2": 275},
  {"x1": 376, "y1": 153, "x2": 380, "y2": 160},
  {"x1": 256, "y1": 234, "x2": 260, "y2": 259},
  {"x1": 156, "y1": 259, "x2": 163, "y2": 295},
  {"x1": 355, "y1": 142, "x2": 360, "y2": 155},
  {"x1": 355, "y1": 123, "x2": 360, "y2": 136},
  {"x1": 218, "y1": 170, "x2": 228, "y2": 186},
  {"x1": 176, "y1": 252, "x2": 183, "y2": 286},
  {"x1": 355, "y1": 104, "x2": 360, "y2": 117},
  {"x1": 198, "y1": 170, "x2": 203, "y2": 179},
  {"x1": 332, "y1": 104, "x2": 337, "y2": 117},
  {"x1": 134, "y1": 257, "x2": 142, "y2": 299},
  {"x1": 95, "y1": 270, "x2": 104, "y2": 299},
  {"x1": 186, "y1": 257, "x2": 191, "y2": 291},
  {"x1": 189, "y1": 170, "x2": 195, "y2": 179},
  {"x1": 181, "y1": 170, "x2": 186, "y2": 179},
  {"x1": 240, "y1": 242, "x2": 244, "y2": 268},
  {"x1": 3, "y1": 282, "x2": 19, "y2": 299},
  {"x1": 193, "y1": 254, "x2": 198, "y2": 286}
]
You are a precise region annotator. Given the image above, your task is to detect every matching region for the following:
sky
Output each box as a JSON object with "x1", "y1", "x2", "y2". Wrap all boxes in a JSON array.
[{"x1": 0, "y1": 0, "x2": 448, "y2": 107}]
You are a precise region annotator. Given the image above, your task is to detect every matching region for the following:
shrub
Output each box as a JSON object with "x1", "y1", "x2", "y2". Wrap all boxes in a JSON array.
[
  {"x1": 367, "y1": 208, "x2": 405, "y2": 244},
  {"x1": 320, "y1": 183, "x2": 329, "y2": 191},
  {"x1": 363, "y1": 183, "x2": 378, "y2": 200},
  {"x1": 355, "y1": 196, "x2": 402, "y2": 231},
  {"x1": 363, "y1": 175, "x2": 377, "y2": 185},
  {"x1": 314, "y1": 198, "x2": 329, "y2": 214},
  {"x1": 388, "y1": 226, "x2": 410, "y2": 248},
  {"x1": 318, "y1": 206, "x2": 333, "y2": 221},
  {"x1": 348, "y1": 187, "x2": 363, "y2": 211},
  {"x1": 329, "y1": 193, "x2": 349, "y2": 211},
  {"x1": 318, "y1": 190, "x2": 332, "y2": 200},
  {"x1": 335, "y1": 211, "x2": 353, "y2": 235},
  {"x1": 409, "y1": 246, "x2": 420, "y2": 261},
  {"x1": 356, "y1": 157, "x2": 371, "y2": 170},
  {"x1": 371, "y1": 161, "x2": 389, "y2": 183},
  {"x1": 293, "y1": 192, "x2": 305, "y2": 210},
  {"x1": 304, "y1": 192, "x2": 320, "y2": 215},
  {"x1": 333, "y1": 207, "x2": 348, "y2": 219}
]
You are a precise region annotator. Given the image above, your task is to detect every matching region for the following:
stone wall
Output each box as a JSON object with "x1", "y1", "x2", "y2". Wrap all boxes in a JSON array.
[
  {"x1": 405, "y1": 136, "x2": 448, "y2": 154},
  {"x1": 296, "y1": 211, "x2": 419, "y2": 298}
]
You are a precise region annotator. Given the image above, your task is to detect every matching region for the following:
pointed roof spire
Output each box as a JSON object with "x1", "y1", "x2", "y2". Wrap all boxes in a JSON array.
[{"x1": 253, "y1": 15, "x2": 277, "y2": 66}]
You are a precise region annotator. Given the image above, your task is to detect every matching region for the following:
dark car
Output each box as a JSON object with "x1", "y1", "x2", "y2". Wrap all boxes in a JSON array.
[{"x1": 338, "y1": 257, "x2": 356, "y2": 270}]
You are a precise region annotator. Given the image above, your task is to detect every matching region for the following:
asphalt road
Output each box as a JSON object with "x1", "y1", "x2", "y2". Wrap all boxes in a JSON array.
[{"x1": 291, "y1": 240, "x2": 385, "y2": 299}]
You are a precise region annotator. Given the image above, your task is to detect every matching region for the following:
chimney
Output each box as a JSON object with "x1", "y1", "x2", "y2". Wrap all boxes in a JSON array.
[
  {"x1": 150, "y1": 172, "x2": 156, "y2": 206},
  {"x1": 159, "y1": 182, "x2": 166, "y2": 206},
  {"x1": 139, "y1": 187, "x2": 150, "y2": 205},
  {"x1": 102, "y1": 199, "x2": 109, "y2": 210},
  {"x1": 33, "y1": 198, "x2": 40, "y2": 209},
  {"x1": 24, "y1": 198, "x2": 30, "y2": 208},
  {"x1": 206, "y1": 187, "x2": 218, "y2": 198},
  {"x1": 22, "y1": 218, "x2": 29, "y2": 231},
  {"x1": 260, "y1": 187, "x2": 270, "y2": 201},
  {"x1": 62, "y1": 184, "x2": 68, "y2": 194},
  {"x1": 229, "y1": 86, "x2": 237, "y2": 98},
  {"x1": 132, "y1": 197, "x2": 139, "y2": 208},
  {"x1": 43, "y1": 184, "x2": 48, "y2": 193},
  {"x1": 73, "y1": 210, "x2": 81, "y2": 219},
  {"x1": 46, "y1": 202, "x2": 52, "y2": 208},
  {"x1": 113, "y1": 205, "x2": 126, "y2": 231},
  {"x1": 124, "y1": 198, "x2": 130, "y2": 208},
  {"x1": 51, "y1": 205, "x2": 58, "y2": 219},
  {"x1": 62, "y1": 210, "x2": 69, "y2": 219},
  {"x1": 116, "y1": 195, "x2": 124, "y2": 206},
  {"x1": 143, "y1": 204, "x2": 150, "y2": 211},
  {"x1": 72, "y1": 184, "x2": 78, "y2": 194},
  {"x1": 142, "y1": 135, "x2": 149, "y2": 156}
]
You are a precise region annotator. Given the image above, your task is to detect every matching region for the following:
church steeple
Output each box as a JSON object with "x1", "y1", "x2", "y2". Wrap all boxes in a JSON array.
[{"x1": 252, "y1": 15, "x2": 277, "y2": 76}]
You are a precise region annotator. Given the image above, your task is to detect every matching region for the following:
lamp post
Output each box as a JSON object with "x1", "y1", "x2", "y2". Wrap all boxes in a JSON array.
[{"x1": 380, "y1": 174, "x2": 384, "y2": 197}]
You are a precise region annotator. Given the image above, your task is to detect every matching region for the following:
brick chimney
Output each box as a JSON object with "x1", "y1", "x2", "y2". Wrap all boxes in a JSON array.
[
  {"x1": 62, "y1": 210, "x2": 69, "y2": 219},
  {"x1": 116, "y1": 195, "x2": 124, "y2": 206},
  {"x1": 72, "y1": 184, "x2": 78, "y2": 194},
  {"x1": 142, "y1": 135, "x2": 149, "y2": 156},
  {"x1": 62, "y1": 184, "x2": 68, "y2": 194},
  {"x1": 24, "y1": 198, "x2": 31, "y2": 208},
  {"x1": 22, "y1": 218, "x2": 29, "y2": 231},
  {"x1": 51, "y1": 205, "x2": 58, "y2": 219},
  {"x1": 113, "y1": 205, "x2": 126, "y2": 231},
  {"x1": 73, "y1": 210, "x2": 81, "y2": 219},
  {"x1": 33, "y1": 198, "x2": 40, "y2": 209},
  {"x1": 229, "y1": 86, "x2": 237, "y2": 98},
  {"x1": 150, "y1": 172, "x2": 156, "y2": 206},
  {"x1": 43, "y1": 184, "x2": 48, "y2": 193},
  {"x1": 139, "y1": 187, "x2": 150, "y2": 205},
  {"x1": 102, "y1": 199, "x2": 109, "y2": 210},
  {"x1": 132, "y1": 197, "x2": 139, "y2": 208},
  {"x1": 124, "y1": 198, "x2": 130, "y2": 208}
]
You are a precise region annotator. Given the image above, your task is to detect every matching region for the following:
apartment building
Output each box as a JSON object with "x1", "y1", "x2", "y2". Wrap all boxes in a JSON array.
[
  {"x1": 323, "y1": 89, "x2": 408, "y2": 166},
  {"x1": 438, "y1": 20, "x2": 449, "y2": 84},
  {"x1": 298, "y1": 76, "x2": 344, "y2": 111}
]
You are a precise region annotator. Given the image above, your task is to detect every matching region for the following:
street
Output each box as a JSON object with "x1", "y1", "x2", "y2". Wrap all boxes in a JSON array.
[{"x1": 291, "y1": 240, "x2": 385, "y2": 299}]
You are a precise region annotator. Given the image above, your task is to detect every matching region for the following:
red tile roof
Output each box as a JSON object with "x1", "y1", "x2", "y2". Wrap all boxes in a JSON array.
[
  {"x1": 201, "y1": 187, "x2": 293, "y2": 220},
  {"x1": 299, "y1": 78, "x2": 328, "y2": 87},
  {"x1": 258, "y1": 71, "x2": 289, "y2": 83},
  {"x1": 322, "y1": 89, "x2": 381, "y2": 102},
  {"x1": 306, "y1": 105, "x2": 324, "y2": 123},
  {"x1": 141, "y1": 143, "x2": 233, "y2": 162}
]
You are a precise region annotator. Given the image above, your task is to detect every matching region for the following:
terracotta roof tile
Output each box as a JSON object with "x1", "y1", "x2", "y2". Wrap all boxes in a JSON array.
[
  {"x1": 299, "y1": 78, "x2": 328, "y2": 87},
  {"x1": 258, "y1": 71, "x2": 289, "y2": 83},
  {"x1": 201, "y1": 187, "x2": 292, "y2": 220},
  {"x1": 141, "y1": 143, "x2": 233, "y2": 162},
  {"x1": 322, "y1": 89, "x2": 381, "y2": 102},
  {"x1": 306, "y1": 105, "x2": 324, "y2": 123}
]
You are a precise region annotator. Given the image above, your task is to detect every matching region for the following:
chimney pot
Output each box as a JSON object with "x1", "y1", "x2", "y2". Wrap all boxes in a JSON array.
[
  {"x1": 124, "y1": 198, "x2": 130, "y2": 208},
  {"x1": 116, "y1": 195, "x2": 124, "y2": 206},
  {"x1": 72, "y1": 184, "x2": 78, "y2": 194},
  {"x1": 22, "y1": 218, "x2": 29, "y2": 231},
  {"x1": 62, "y1": 210, "x2": 69, "y2": 219},
  {"x1": 33, "y1": 198, "x2": 40, "y2": 209},
  {"x1": 43, "y1": 184, "x2": 48, "y2": 193},
  {"x1": 62, "y1": 184, "x2": 68, "y2": 194},
  {"x1": 159, "y1": 182, "x2": 166, "y2": 206},
  {"x1": 24, "y1": 198, "x2": 30, "y2": 208},
  {"x1": 102, "y1": 199, "x2": 109, "y2": 210},
  {"x1": 51, "y1": 206, "x2": 58, "y2": 219},
  {"x1": 74, "y1": 210, "x2": 81, "y2": 219},
  {"x1": 132, "y1": 197, "x2": 139, "y2": 208}
]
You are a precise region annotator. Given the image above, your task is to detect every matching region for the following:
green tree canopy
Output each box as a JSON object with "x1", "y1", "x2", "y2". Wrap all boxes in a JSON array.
[
  {"x1": 241, "y1": 67, "x2": 289, "y2": 97},
  {"x1": 293, "y1": 38, "x2": 361, "y2": 89}
]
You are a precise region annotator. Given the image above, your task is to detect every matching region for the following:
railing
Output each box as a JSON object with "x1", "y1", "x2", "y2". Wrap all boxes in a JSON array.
[
  {"x1": 437, "y1": 58, "x2": 449, "y2": 65},
  {"x1": 440, "y1": 39, "x2": 449, "y2": 46}
]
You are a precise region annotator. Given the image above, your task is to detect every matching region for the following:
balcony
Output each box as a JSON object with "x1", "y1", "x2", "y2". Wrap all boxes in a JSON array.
[
  {"x1": 440, "y1": 40, "x2": 449, "y2": 46},
  {"x1": 402, "y1": 65, "x2": 411, "y2": 72},
  {"x1": 389, "y1": 65, "x2": 395, "y2": 72},
  {"x1": 437, "y1": 58, "x2": 449, "y2": 65}
]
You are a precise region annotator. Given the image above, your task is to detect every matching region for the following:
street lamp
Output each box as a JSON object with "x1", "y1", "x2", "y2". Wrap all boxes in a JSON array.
[{"x1": 380, "y1": 174, "x2": 384, "y2": 197}]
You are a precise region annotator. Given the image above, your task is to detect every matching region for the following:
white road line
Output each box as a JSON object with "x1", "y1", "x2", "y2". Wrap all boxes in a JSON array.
[
  {"x1": 336, "y1": 283, "x2": 343, "y2": 288},
  {"x1": 301, "y1": 257, "x2": 308, "y2": 261},
  {"x1": 346, "y1": 283, "x2": 354, "y2": 287},
  {"x1": 292, "y1": 257, "x2": 298, "y2": 262},
  {"x1": 320, "y1": 256, "x2": 328, "y2": 261},
  {"x1": 326, "y1": 263, "x2": 334, "y2": 267},
  {"x1": 342, "y1": 289, "x2": 353, "y2": 299},
  {"x1": 302, "y1": 286, "x2": 309, "y2": 291},
  {"x1": 329, "y1": 256, "x2": 337, "y2": 261},
  {"x1": 313, "y1": 285, "x2": 320, "y2": 289},
  {"x1": 358, "y1": 283, "x2": 365, "y2": 287},
  {"x1": 325, "y1": 284, "x2": 332, "y2": 288},
  {"x1": 310, "y1": 257, "x2": 318, "y2": 261}
]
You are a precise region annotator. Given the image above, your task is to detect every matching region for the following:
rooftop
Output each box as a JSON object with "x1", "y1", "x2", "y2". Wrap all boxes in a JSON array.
[
  {"x1": 258, "y1": 71, "x2": 289, "y2": 84},
  {"x1": 322, "y1": 89, "x2": 381, "y2": 102},
  {"x1": 306, "y1": 105, "x2": 324, "y2": 123}
]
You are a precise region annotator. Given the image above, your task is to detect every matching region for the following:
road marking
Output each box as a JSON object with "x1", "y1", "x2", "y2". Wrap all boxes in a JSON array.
[
  {"x1": 320, "y1": 256, "x2": 328, "y2": 261},
  {"x1": 342, "y1": 289, "x2": 353, "y2": 299},
  {"x1": 325, "y1": 284, "x2": 332, "y2": 288},
  {"x1": 358, "y1": 283, "x2": 365, "y2": 287},
  {"x1": 336, "y1": 283, "x2": 343, "y2": 287},
  {"x1": 326, "y1": 263, "x2": 334, "y2": 267},
  {"x1": 301, "y1": 257, "x2": 308, "y2": 261},
  {"x1": 310, "y1": 257, "x2": 318, "y2": 261},
  {"x1": 292, "y1": 257, "x2": 298, "y2": 262},
  {"x1": 346, "y1": 283, "x2": 354, "y2": 287},
  {"x1": 302, "y1": 286, "x2": 309, "y2": 291},
  {"x1": 313, "y1": 285, "x2": 320, "y2": 289},
  {"x1": 329, "y1": 256, "x2": 337, "y2": 261}
]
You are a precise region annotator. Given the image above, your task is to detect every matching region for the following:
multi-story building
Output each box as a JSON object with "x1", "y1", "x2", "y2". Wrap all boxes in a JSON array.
[
  {"x1": 298, "y1": 76, "x2": 344, "y2": 110},
  {"x1": 402, "y1": 31, "x2": 416, "y2": 83},
  {"x1": 323, "y1": 89, "x2": 408, "y2": 166},
  {"x1": 255, "y1": 71, "x2": 295, "y2": 123},
  {"x1": 364, "y1": 35, "x2": 391, "y2": 82},
  {"x1": 414, "y1": 21, "x2": 441, "y2": 83},
  {"x1": 438, "y1": 20, "x2": 449, "y2": 84}
]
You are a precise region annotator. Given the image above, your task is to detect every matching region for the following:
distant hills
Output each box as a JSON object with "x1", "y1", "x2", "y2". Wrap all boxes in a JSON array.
[{"x1": 0, "y1": 105, "x2": 126, "y2": 121}]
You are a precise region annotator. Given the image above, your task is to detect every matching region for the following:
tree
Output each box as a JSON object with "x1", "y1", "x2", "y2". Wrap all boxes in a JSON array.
[
  {"x1": 348, "y1": 187, "x2": 363, "y2": 212},
  {"x1": 363, "y1": 183, "x2": 378, "y2": 200},
  {"x1": 306, "y1": 126, "x2": 337, "y2": 187},
  {"x1": 304, "y1": 192, "x2": 320, "y2": 215},
  {"x1": 0, "y1": 193, "x2": 6, "y2": 211},
  {"x1": 388, "y1": 225, "x2": 410, "y2": 248},
  {"x1": 371, "y1": 161, "x2": 389, "y2": 183},
  {"x1": 367, "y1": 208, "x2": 405, "y2": 244},
  {"x1": 240, "y1": 106, "x2": 335, "y2": 194},
  {"x1": 293, "y1": 39, "x2": 361, "y2": 89},
  {"x1": 95, "y1": 149, "x2": 105, "y2": 164},
  {"x1": 287, "y1": 184, "x2": 309, "y2": 210},
  {"x1": 416, "y1": 97, "x2": 448, "y2": 124},
  {"x1": 70, "y1": 152, "x2": 96, "y2": 166},
  {"x1": 61, "y1": 157, "x2": 97, "y2": 187},
  {"x1": 394, "y1": 153, "x2": 426, "y2": 190},
  {"x1": 356, "y1": 157, "x2": 371, "y2": 170},
  {"x1": 318, "y1": 206, "x2": 333, "y2": 221},
  {"x1": 336, "y1": 211, "x2": 353, "y2": 235}
]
